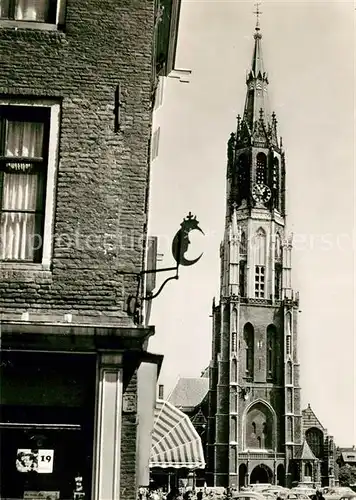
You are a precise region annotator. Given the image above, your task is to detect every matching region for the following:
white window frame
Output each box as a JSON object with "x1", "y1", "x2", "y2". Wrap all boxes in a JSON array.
[
  {"x1": 0, "y1": 98, "x2": 60, "y2": 270},
  {"x1": 0, "y1": 0, "x2": 66, "y2": 31}
]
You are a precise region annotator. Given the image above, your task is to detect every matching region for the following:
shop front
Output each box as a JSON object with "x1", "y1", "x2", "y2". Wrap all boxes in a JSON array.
[
  {"x1": 0, "y1": 320, "x2": 156, "y2": 500},
  {"x1": 0, "y1": 351, "x2": 96, "y2": 499}
]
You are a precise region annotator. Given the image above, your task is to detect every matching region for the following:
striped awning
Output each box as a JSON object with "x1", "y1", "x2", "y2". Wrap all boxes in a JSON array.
[{"x1": 150, "y1": 399, "x2": 205, "y2": 469}]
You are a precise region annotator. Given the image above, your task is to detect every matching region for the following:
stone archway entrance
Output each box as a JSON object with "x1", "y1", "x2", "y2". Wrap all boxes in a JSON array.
[
  {"x1": 239, "y1": 464, "x2": 247, "y2": 488},
  {"x1": 250, "y1": 464, "x2": 273, "y2": 484},
  {"x1": 277, "y1": 464, "x2": 285, "y2": 486}
]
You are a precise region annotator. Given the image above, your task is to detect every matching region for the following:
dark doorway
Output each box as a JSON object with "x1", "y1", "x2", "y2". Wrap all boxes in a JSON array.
[
  {"x1": 250, "y1": 464, "x2": 272, "y2": 484},
  {"x1": 277, "y1": 464, "x2": 285, "y2": 486},
  {"x1": 239, "y1": 463, "x2": 247, "y2": 488},
  {"x1": 0, "y1": 352, "x2": 96, "y2": 499},
  {"x1": 288, "y1": 461, "x2": 300, "y2": 486}
]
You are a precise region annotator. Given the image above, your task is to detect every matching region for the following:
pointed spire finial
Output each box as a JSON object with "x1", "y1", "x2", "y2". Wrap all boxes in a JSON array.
[
  {"x1": 236, "y1": 114, "x2": 241, "y2": 130},
  {"x1": 253, "y1": 2, "x2": 262, "y2": 33}
]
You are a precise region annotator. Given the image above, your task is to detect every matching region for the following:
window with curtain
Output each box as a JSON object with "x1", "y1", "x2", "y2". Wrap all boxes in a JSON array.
[
  {"x1": 0, "y1": 0, "x2": 58, "y2": 23},
  {"x1": 0, "y1": 106, "x2": 49, "y2": 262}
]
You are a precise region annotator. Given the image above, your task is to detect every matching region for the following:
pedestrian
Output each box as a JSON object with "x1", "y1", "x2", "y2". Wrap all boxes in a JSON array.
[
  {"x1": 316, "y1": 490, "x2": 325, "y2": 500},
  {"x1": 167, "y1": 488, "x2": 180, "y2": 500}
]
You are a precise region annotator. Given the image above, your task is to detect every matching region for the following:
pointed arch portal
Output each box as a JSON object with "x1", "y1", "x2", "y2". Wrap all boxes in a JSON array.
[
  {"x1": 250, "y1": 464, "x2": 273, "y2": 484},
  {"x1": 277, "y1": 464, "x2": 285, "y2": 486},
  {"x1": 239, "y1": 463, "x2": 247, "y2": 488}
]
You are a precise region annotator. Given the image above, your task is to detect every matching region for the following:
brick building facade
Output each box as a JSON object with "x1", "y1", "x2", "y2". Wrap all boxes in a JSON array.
[{"x1": 0, "y1": 1, "x2": 181, "y2": 498}]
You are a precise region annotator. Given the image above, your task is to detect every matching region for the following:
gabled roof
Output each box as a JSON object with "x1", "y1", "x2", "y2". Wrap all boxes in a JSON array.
[
  {"x1": 295, "y1": 440, "x2": 317, "y2": 461},
  {"x1": 341, "y1": 452, "x2": 356, "y2": 463},
  {"x1": 302, "y1": 404, "x2": 325, "y2": 433},
  {"x1": 191, "y1": 408, "x2": 207, "y2": 427},
  {"x1": 168, "y1": 377, "x2": 209, "y2": 410}
]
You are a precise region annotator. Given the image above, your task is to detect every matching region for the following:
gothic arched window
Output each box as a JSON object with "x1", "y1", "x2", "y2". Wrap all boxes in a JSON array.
[
  {"x1": 255, "y1": 228, "x2": 266, "y2": 266},
  {"x1": 239, "y1": 231, "x2": 247, "y2": 298},
  {"x1": 275, "y1": 263, "x2": 282, "y2": 300},
  {"x1": 306, "y1": 427, "x2": 324, "y2": 459},
  {"x1": 245, "y1": 402, "x2": 275, "y2": 450},
  {"x1": 273, "y1": 157, "x2": 280, "y2": 210},
  {"x1": 237, "y1": 154, "x2": 249, "y2": 202},
  {"x1": 239, "y1": 261, "x2": 246, "y2": 298},
  {"x1": 305, "y1": 463, "x2": 313, "y2": 478},
  {"x1": 240, "y1": 231, "x2": 247, "y2": 256},
  {"x1": 275, "y1": 233, "x2": 282, "y2": 299},
  {"x1": 254, "y1": 228, "x2": 266, "y2": 298},
  {"x1": 256, "y1": 152, "x2": 267, "y2": 184},
  {"x1": 275, "y1": 233, "x2": 282, "y2": 261},
  {"x1": 243, "y1": 323, "x2": 254, "y2": 378},
  {"x1": 266, "y1": 325, "x2": 276, "y2": 379}
]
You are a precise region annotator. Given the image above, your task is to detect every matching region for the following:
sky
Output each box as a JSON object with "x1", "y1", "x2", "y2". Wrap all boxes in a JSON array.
[{"x1": 147, "y1": 0, "x2": 355, "y2": 447}]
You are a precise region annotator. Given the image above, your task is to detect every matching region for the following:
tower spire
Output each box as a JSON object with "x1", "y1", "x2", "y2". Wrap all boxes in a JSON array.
[{"x1": 241, "y1": 4, "x2": 272, "y2": 137}]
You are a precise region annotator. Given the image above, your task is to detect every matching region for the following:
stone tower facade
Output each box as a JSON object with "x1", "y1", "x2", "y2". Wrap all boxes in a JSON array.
[{"x1": 206, "y1": 23, "x2": 302, "y2": 489}]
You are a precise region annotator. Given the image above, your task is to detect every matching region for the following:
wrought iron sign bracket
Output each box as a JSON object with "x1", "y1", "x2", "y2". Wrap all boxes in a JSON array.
[{"x1": 140, "y1": 263, "x2": 180, "y2": 301}]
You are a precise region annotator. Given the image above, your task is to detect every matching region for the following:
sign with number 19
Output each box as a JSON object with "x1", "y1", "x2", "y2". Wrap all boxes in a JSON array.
[{"x1": 37, "y1": 450, "x2": 54, "y2": 473}]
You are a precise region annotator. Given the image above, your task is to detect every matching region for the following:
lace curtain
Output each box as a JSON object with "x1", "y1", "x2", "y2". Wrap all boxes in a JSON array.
[
  {"x1": 1, "y1": 120, "x2": 44, "y2": 261},
  {"x1": 0, "y1": 0, "x2": 50, "y2": 21}
]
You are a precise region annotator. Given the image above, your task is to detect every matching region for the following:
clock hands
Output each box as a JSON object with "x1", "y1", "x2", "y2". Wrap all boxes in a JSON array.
[{"x1": 252, "y1": 183, "x2": 271, "y2": 203}]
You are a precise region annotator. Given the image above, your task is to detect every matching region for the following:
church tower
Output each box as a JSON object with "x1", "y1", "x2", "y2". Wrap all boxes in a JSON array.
[{"x1": 207, "y1": 15, "x2": 302, "y2": 489}]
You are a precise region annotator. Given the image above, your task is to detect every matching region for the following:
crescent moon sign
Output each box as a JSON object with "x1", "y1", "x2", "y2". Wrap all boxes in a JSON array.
[{"x1": 172, "y1": 213, "x2": 205, "y2": 267}]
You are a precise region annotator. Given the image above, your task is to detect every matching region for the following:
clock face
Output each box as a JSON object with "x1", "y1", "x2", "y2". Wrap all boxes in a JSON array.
[{"x1": 252, "y1": 183, "x2": 272, "y2": 203}]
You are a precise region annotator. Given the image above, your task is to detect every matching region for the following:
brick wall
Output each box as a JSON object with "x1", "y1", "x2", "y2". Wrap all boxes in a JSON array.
[{"x1": 0, "y1": 0, "x2": 155, "y2": 324}]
